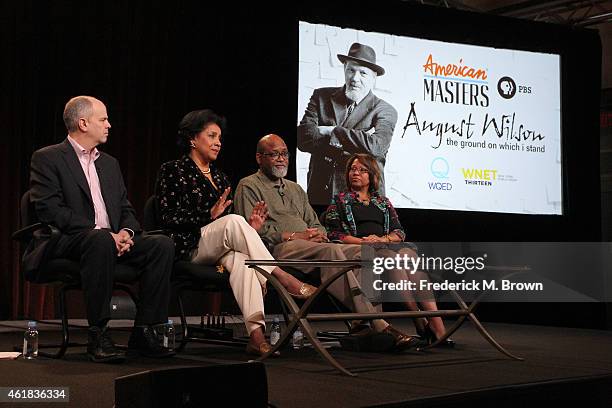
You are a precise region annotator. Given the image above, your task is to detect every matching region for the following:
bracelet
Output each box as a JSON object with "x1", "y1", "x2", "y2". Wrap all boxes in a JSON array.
[{"x1": 287, "y1": 232, "x2": 296, "y2": 242}]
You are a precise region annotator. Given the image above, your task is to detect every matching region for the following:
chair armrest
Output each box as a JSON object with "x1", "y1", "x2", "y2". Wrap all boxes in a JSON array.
[{"x1": 12, "y1": 222, "x2": 61, "y2": 242}]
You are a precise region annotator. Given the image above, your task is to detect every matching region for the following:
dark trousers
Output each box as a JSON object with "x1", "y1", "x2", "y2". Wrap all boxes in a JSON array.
[{"x1": 53, "y1": 229, "x2": 174, "y2": 327}]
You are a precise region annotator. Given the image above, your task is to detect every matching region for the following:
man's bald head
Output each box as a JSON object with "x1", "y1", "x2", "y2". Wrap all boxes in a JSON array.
[
  {"x1": 256, "y1": 134, "x2": 287, "y2": 153},
  {"x1": 62, "y1": 95, "x2": 111, "y2": 150},
  {"x1": 63, "y1": 96, "x2": 100, "y2": 132}
]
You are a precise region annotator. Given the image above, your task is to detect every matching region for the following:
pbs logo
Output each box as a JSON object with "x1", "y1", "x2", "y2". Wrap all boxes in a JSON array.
[{"x1": 497, "y1": 76, "x2": 516, "y2": 99}]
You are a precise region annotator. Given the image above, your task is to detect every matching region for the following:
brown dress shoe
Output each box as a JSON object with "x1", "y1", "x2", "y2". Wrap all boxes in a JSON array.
[
  {"x1": 246, "y1": 341, "x2": 280, "y2": 357},
  {"x1": 382, "y1": 325, "x2": 421, "y2": 351}
]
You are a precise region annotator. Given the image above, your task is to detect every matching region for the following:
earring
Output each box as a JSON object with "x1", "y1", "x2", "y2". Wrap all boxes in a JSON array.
[{"x1": 190, "y1": 142, "x2": 196, "y2": 148}]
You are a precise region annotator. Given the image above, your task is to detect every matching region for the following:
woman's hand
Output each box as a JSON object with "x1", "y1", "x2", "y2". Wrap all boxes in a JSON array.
[
  {"x1": 340, "y1": 235, "x2": 365, "y2": 244},
  {"x1": 362, "y1": 234, "x2": 387, "y2": 243},
  {"x1": 211, "y1": 187, "x2": 232, "y2": 220},
  {"x1": 248, "y1": 201, "x2": 268, "y2": 231}
]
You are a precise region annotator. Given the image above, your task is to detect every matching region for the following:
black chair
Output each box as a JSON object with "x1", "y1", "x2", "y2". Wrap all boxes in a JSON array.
[
  {"x1": 11, "y1": 191, "x2": 140, "y2": 358},
  {"x1": 142, "y1": 196, "x2": 247, "y2": 350}
]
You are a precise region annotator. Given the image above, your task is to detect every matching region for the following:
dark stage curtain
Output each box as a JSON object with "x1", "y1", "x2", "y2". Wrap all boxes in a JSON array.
[
  {"x1": 0, "y1": 1, "x2": 299, "y2": 320},
  {"x1": 0, "y1": 1, "x2": 602, "y2": 324}
]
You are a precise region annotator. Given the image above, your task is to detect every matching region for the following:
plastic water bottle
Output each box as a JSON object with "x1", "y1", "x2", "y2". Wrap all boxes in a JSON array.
[
  {"x1": 163, "y1": 320, "x2": 175, "y2": 351},
  {"x1": 23, "y1": 321, "x2": 39, "y2": 359},
  {"x1": 292, "y1": 326, "x2": 304, "y2": 350},
  {"x1": 269, "y1": 317, "x2": 281, "y2": 346}
]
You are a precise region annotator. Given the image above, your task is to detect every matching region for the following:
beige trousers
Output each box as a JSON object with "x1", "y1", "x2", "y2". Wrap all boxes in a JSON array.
[
  {"x1": 273, "y1": 240, "x2": 383, "y2": 316},
  {"x1": 191, "y1": 214, "x2": 274, "y2": 334}
]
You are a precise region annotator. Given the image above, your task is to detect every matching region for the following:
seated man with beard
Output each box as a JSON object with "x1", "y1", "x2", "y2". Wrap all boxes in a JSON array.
[{"x1": 234, "y1": 134, "x2": 419, "y2": 351}]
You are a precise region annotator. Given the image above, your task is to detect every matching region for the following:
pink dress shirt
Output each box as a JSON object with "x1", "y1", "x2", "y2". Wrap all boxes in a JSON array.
[{"x1": 67, "y1": 136, "x2": 111, "y2": 230}]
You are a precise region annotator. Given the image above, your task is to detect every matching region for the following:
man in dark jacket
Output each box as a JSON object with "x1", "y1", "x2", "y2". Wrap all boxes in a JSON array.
[
  {"x1": 26, "y1": 96, "x2": 174, "y2": 362},
  {"x1": 297, "y1": 42, "x2": 398, "y2": 205}
]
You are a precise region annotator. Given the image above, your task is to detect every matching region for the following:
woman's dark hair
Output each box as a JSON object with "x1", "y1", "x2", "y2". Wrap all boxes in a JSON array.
[
  {"x1": 344, "y1": 153, "x2": 381, "y2": 192},
  {"x1": 177, "y1": 109, "x2": 227, "y2": 154}
]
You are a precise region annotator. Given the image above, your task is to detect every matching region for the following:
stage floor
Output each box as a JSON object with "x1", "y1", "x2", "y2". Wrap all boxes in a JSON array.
[{"x1": 1, "y1": 318, "x2": 611, "y2": 407}]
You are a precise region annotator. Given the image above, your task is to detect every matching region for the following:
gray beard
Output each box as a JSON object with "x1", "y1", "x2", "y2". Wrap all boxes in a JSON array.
[
  {"x1": 270, "y1": 165, "x2": 288, "y2": 179},
  {"x1": 345, "y1": 88, "x2": 367, "y2": 103}
]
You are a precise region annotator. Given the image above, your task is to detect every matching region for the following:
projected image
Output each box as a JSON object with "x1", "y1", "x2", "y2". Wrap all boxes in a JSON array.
[{"x1": 296, "y1": 21, "x2": 562, "y2": 215}]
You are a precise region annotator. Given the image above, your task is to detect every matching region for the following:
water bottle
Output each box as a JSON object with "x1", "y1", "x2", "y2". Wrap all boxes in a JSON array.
[
  {"x1": 269, "y1": 317, "x2": 281, "y2": 346},
  {"x1": 291, "y1": 326, "x2": 304, "y2": 350},
  {"x1": 163, "y1": 320, "x2": 175, "y2": 351},
  {"x1": 23, "y1": 321, "x2": 39, "y2": 359}
]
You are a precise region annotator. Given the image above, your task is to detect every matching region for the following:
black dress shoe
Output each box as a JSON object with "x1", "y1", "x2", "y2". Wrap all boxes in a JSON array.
[
  {"x1": 87, "y1": 326, "x2": 126, "y2": 363},
  {"x1": 422, "y1": 323, "x2": 456, "y2": 348},
  {"x1": 128, "y1": 326, "x2": 176, "y2": 358},
  {"x1": 339, "y1": 328, "x2": 396, "y2": 352},
  {"x1": 382, "y1": 325, "x2": 421, "y2": 352}
]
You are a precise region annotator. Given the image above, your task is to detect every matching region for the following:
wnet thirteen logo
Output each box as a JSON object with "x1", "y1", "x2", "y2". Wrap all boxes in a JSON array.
[{"x1": 461, "y1": 168, "x2": 497, "y2": 187}]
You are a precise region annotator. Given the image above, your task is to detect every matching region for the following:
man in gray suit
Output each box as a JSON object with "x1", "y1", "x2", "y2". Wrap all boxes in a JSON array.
[
  {"x1": 297, "y1": 42, "x2": 398, "y2": 205},
  {"x1": 26, "y1": 96, "x2": 175, "y2": 362}
]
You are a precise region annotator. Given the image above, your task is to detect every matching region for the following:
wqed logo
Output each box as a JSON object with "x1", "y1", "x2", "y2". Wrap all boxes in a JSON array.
[
  {"x1": 428, "y1": 157, "x2": 452, "y2": 191},
  {"x1": 497, "y1": 76, "x2": 516, "y2": 99}
]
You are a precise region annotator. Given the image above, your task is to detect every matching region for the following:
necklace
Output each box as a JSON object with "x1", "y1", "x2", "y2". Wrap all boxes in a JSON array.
[
  {"x1": 358, "y1": 194, "x2": 370, "y2": 205},
  {"x1": 198, "y1": 167, "x2": 211, "y2": 175}
]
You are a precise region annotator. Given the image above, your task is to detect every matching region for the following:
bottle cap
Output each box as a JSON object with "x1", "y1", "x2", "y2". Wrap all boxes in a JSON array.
[{"x1": 27, "y1": 321, "x2": 37, "y2": 328}]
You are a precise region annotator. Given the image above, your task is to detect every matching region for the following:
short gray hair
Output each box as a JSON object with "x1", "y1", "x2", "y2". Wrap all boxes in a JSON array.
[{"x1": 63, "y1": 96, "x2": 94, "y2": 132}]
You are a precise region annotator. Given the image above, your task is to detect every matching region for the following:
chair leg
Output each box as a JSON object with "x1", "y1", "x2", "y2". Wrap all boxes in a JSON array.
[
  {"x1": 37, "y1": 285, "x2": 71, "y2": 358},
  {"x1": 176, "y1": 291, "x2": 189, "y2": 352}
]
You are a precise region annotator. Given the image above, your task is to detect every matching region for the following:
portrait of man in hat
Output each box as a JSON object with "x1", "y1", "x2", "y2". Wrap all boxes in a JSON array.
[{"x1": 297, "y1": 42, "x2": 398, "y2": 205}]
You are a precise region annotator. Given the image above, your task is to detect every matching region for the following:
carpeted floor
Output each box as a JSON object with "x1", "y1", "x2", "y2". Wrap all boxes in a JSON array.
[{"x1": 1, "y1": 319, "x2": 611, "y2": 407}]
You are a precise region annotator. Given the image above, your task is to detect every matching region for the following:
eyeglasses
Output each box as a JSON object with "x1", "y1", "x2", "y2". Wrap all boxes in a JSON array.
[
  {"x1": 260, "y1": 151, "x2": 290, "y2": 160},
  {"x1": 349, "y1": 166, "x2": 369, "y2": 174}
]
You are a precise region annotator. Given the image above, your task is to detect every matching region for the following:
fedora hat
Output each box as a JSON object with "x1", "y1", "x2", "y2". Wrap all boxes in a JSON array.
[{"x1": 337, "y1": 43, "x2": 385, "y2": 76}]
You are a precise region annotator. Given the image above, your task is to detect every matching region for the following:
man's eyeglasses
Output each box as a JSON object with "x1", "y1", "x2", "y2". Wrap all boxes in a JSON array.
[
  {"x1": 349, "y1": 166, "x2": 369, "y2": 174},
  {"x1": 260, "y1": 151, "x2": 290, "y2": 160}
]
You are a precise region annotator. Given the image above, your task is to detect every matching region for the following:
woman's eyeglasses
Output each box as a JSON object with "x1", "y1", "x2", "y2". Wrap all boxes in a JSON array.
[{"x1": 349, "y1": 166, "x2": 369, "y2": 174}]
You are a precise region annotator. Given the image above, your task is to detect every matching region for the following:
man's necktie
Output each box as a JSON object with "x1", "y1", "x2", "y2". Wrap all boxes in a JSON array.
[
  {"x1": 347, "y1": 102, "x2": 355, "y2": 116},
  {"x1": 342, "y1": 102, "x2": 355, "y2": 125}
]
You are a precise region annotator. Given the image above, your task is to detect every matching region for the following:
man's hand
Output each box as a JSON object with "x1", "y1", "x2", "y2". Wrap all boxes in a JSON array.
[
  {"x1": 211, "y1": 187, "x2": 232, "y2": 220},
  {"x1": 111, "y1": 230, "x2": 134, "y2": 257},
  {"x1": 317, "y1": 125, "x2": 335, "y2": 136},
  {"x1": 248, "y1": 201, "x2": 268, "y2": 231},
  {"x1": 291, "y1": 228, "x2": 329, "y2": 242}
]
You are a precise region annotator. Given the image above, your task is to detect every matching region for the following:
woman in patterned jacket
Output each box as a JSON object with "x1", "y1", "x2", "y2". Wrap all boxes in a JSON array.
[{"x1": 322, "y1": 153, "x2": 453, "y2": 347}]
